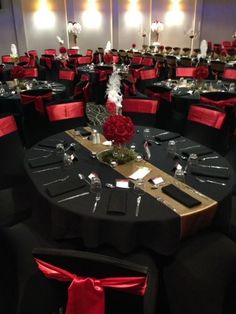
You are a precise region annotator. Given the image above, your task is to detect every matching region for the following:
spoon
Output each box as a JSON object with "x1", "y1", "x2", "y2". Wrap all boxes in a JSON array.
[{"x1": 65, "y1": 143, "x2": 76, "y2": 152}]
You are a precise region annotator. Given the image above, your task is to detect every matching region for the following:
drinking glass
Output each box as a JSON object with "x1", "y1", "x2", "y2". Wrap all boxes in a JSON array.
[
  {"x1": 133, "y1": 178, "x2": 145, "y2": 196},
  {"x1": 63, "y1": 153, "x2": 73, "y2": 168},
  {"x1": 90, "y1": 176, "x2": 102, "y2": 213},
  {"x1": 229, "y1": 83, "x2": 235, "y2": 93},
  {"x1": 167, "y1": 140, "x2": 177, "y2": 157},
  {"x1": 143, "y1": 128, "x2": 151, "y2": 142}
]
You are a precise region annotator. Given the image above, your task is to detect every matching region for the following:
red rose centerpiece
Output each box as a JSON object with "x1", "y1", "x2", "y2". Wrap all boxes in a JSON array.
[
  {"x1": 193, "y1": 65, "x2": 209, "y2": 90},
  {"x1": 100, "y1": 115, "x2": 136, "y2": 165}
]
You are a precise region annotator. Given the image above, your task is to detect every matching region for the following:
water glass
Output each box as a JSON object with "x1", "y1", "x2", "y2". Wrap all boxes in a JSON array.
[
  {"x1": 174, "y1": 164, "x2": 185, "y2": 183},
  {"x1": 90, "y1": 176, "x2": 102, "y2": 195},
  {"x1": 184, "y1": 153, "x2": 198, "y2": 174},
  {"x1": 167, "y1": 140, "x2": 177, "y2": 157},
  {"x1": 229, "y1": 83, "x2": 235, "y2": 93},
  {"x1": 56, "y1": 143, "x2": 65, "y2": 155},
  {"x1": 133, "y1": 178, "x2": 145, "y2": 196},
  {"x1": 143, "y1": 128, "x2": 151, "y2": 142},
  {"x1": 63, "y1": 153, "x2": 73, "y2": 167}
]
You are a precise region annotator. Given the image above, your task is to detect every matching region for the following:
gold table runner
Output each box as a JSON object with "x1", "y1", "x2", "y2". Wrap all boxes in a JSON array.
[{"x1": 66, "y1": 129, "x2": 218, "y2": 238}]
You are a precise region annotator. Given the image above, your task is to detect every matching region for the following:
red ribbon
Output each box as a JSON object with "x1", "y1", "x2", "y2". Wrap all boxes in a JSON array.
[
  {"x1": 47, "y1": 102, "x2": 84, "y2": 121},
  {"x1": 80, "y1": 73, "x2": 90, "y2": 81},
  {"x1": 140, "y1": 69, "x2": 157, "y2": 80},
  {"x1": 0, "y1": 115, "x2": 17, "y2": 137},
  {"x1": 78, "y1": 56, "x2": 92, "y2": 65},
  {"x1": 188, "y1": 105, "x2": 226, "y2": 129},
  {"x1": 1, "y1": 55, "x2": 13, "y2": 63},
  {"x1": 141, "y1": 58, "x2": 154, "y2": 67},
  {"x1": 59, "y1": 70, "x2": 75, "y2": 81},
  {"x1": 35, "y1": 258, "x2": 147, "y2": 314},
  {"x1": 200, "y1": 95, "x2": 236, "y2": 109},
  {"x1": 21, "y1": 91, "x2": 53, "y2": 113},
  {"x1": 222, "y1": 69, "x2": 236, "y2": 80},
  {"x1": 23, "y1": 67, "x2": 38, "y2": 78},
  {"x1": 123, "y1": 98, "x2": 159, "y2": 114},
  {"x1": 131, "y1": 56, "x2": 142, "y2": 65},
  {"x1": 176, "y1": 67, "x2": 195, "y2": 77},
  {"x1": 41, "y1": 56, "x2": 53, "y2": 69}
]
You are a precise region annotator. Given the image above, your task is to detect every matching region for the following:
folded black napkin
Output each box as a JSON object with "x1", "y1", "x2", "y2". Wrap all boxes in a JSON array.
[
  {"x1": 28, "y1": 155, "x2": 62, "y2": 168},
  {"x1": 106, "y1": 190, "x2": 127, "y2": 215},
  {"x1": 180, "y1": 146, "x2": 213, "y2": 157},
  {"x1": 155, "y1": 132, "x2": 180, "y2": 142},
  {"x1": 162, "y1": 184, "x2": 201, "y2": 208},
  {"x1": 38, "y1": 140, "x2": 65, "y2": 149},
  {"x1": 190, "y1": 165, "x2": 230, "y2": 179},
  {"x1": 46, "y1": 177, "x2": 86, "y2": 197}
]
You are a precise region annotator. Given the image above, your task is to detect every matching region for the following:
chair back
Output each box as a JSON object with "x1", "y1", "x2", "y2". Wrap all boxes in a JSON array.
[
  {"x1": 122, "y1": 98, "x2": 159, "y2": 126},
  {"x1": 112, "y1": 55, "x2": 120, "y2": 64},
  {"x1": 176, "y1": 67, "x2": 195, "y2": 78},
  {"x1": 20, "y1": 89, "x2": 53, "y2": 114},
  {"x1": 67, "y1": 48, "x2": 78, "y2": 55},
  {"x1": 86, "y1": 49, "x2": 93, "y2": 56},
  {"x1": 23, "y1": 67, "x2": 39, "y2": 78},
  {"x1": 140, "y1": 69, "x2": 157, "y2": 80},
  {"x1": 131, "y1": 56, "x2": 143, "y2": 65},
  {"x1": 141, "y1": 57, "x2": 154, "y2": 67},
  {"x1": 1, "y1": 55, "x2": 13, "y2": 64},
  {"x1": 0, "y1": 114, "x2": 25, "y2": 188},
  {"x1": 19, "y1": 55, "x2": 30, "y2": 64},
  {"x1": 185, "y1": 104, "x2": 229, "y2": 154},
  {"x1": 33, "y1": 248, "x2": 148, "y2": 314},
  {"x1": 179, "y1": 57, "x2": 192, "y2": 67},
  {"x1": 44, "y1": 49, "x2": 57, "y2": 56},
  {"x1": 28, "y1": 50, "x2": 38, "y2": 57},
  {"x1": 78, "y1": 56, "x2": 92, "y2": 65},
  {"x1": 222, "y1": 68, "x2": 236, "y2": 80},
  {"x1": 59, "y1": 69, "x2": 75, "y2": 81}
]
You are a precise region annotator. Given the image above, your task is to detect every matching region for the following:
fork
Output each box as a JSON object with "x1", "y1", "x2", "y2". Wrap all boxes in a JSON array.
[
  {"x1": 43, "y1": 175, "x2": 70, "y2": 186},
  {"x1": 92, "y1": 193, "x2": 101, "y2": 213},
  {"x1": 195, "y1": 177, "x2": 226, "y2": 186}
]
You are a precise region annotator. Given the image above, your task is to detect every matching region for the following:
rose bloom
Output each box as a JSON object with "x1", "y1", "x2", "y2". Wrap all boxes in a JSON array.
[
  {"x1": 59, "y1": 47, "x2": 67, "y2": 54},
  {"x1": 132, "y1": 43, "x2": 136, "y2": 48},
  {"x1": 193, "y1": 65, "x2": 209, "y2": 80},
  {"x1": 103, "y1": 115, "x2": 135, "y2": 144}
]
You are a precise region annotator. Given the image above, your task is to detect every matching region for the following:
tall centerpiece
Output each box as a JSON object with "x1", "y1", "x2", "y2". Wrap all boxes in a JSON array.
[
  {"x1": 67, "y1": 21, "x2": 82, "y2": 49},
  {"x1": 151, "y1": 20, "x2": 164, "y2": 47},
  {"x1": 193, "y1": 65, "x2": 209, "y2": 90}
]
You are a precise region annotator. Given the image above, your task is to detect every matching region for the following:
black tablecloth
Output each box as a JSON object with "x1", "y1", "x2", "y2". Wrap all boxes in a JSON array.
[{"x1": 24, "y1": 127, "x2": 235, "y2": 256}]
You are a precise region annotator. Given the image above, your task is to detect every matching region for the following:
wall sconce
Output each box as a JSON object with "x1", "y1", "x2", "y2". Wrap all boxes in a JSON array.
[
  {"x1": 82, "y1": 0, "x2": 102, "y2": 29},
  {"x1": 33, "y1": 0, "x2": 55, "y2": 30},
  {"x1": 125, "y1": 0, "x2": 142, "y2": 28},
  {"x1": 164, "y1": 0, "x2": 184, "y2": 27}
]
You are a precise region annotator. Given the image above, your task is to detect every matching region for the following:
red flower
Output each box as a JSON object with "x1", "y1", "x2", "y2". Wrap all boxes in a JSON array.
[
  {"x1": 59, "y1": 46, "x2": 67, "y2": 54},
  {"x1": 11, "y1": 66, "x2": 25, "y2": 79},
  {"x1": 193, "y1": 65, "x2": 209, "y2": 80},
  {"x1": 103, "y1": 115, "x2": 135, "y2": 144},
  {"x1": 132, "y1": 43, "x2": 136, "y2": 48}
]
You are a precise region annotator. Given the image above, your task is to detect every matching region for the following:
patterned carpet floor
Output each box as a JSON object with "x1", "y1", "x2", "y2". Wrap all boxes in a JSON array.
[{"x1": 86, "y1": 102, "x2": 109, "y2": 127}]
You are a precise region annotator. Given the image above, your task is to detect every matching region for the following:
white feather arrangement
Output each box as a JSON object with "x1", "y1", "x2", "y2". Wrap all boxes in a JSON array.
[
  {"x1": 104, "y1": 41, "x2": 112, "y2": 54},
  {"x1": 10, "y1": 44, "x2": 18, "y2": 57},
  {"x1": 56, "y1": 36, "x2": 64, "y2": 45},
  {"x1": 106, "y1": 72, "x2": 123, "y2": 113}
]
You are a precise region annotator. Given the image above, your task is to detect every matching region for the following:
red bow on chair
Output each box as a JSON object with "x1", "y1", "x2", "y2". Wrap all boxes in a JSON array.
[
  {"x1": 0, "y1": 116, "x2": 17, "y2": 137},
  {"x1": 35, "y1": 258, "x2": 147, "y2": 314},
  {"x1": 200, "y1": 96, "x2": 236, "y2": 110},
  {"x1": 21, "y1": 91, "x2": 53, "y2": 113}
]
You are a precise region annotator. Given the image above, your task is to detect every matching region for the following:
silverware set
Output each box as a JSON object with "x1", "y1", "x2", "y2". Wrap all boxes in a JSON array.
[
  {"x1": 43, "y1": 175, "x2": 70, "y2": 186},
  {"x1": 195, "y1": 177, "x2": 226, "y2": 186},
  {"x1": 57, "y1": 192, "x2": 90, "y2": 203}
]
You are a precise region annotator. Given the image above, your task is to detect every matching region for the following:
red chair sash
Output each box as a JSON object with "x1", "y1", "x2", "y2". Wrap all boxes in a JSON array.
[
  {"x1": 141, "y1": 58, "x2": 154, "y2": 66},
  {"x1": 47, "y1": 102, "x2": 84, "y2": 121},
  {"x1": 129, "y1": 67, "x2": 143, "y2": 81},
  {"x1": 59, "y1": 70, "x2": 75, "y2": 81},
  {"x1": 19, "y1": 55, "x2": 30, "y2": 64},
  {"x1": 68, "y1": 49, "x2": 78, "y2": 55},
  {"x1": 35, "y1": 258, "x2": 147, "y2": 314},
  {"x1": 188, "y1": 106, "x2": 226, "y2": 129},
  {"x1": 222, "y1": 69, "x2": 236, "y2": 80},
  {"x1": 103, "y1": 53, "x2": 113, "y2": 65},
  {"x1": 176, "y1": 67, "x2": 195, "y2": 77},
  {"x1": 78, "y1": 56, "x2": 92, "y2": 65},
  {"x1": 23, "y1": 67, "x2": 38, "y2": 78},
  {"x1": 21, "y1": 91, "x2": 53, "y2": 113},
  {"x1": 44, "y1": 49, "x2": 56, "y2": 55},
  {"x1": 140, "y1": 69, "x2": 157, "y2": 80},
  {"x1": 112, "y1": 55, "x2": 120, "y2": 64},
  {"x1": 131, "y1": 56, "x2": 142, "y2": 64},
  {"x1": 1, "y1": 55, "x2": 13, "y2": 63},
  {"x1": 146, "y1": 90, "x2": 172, "y2": 103},
  {"x1": 80, "y1": 73, "x2": 90, "y2": 81},
  {"x1": 123, "y1": 99, "x2": 158, "y2": 114},
  {"x1": 28, "y1": 50, "x2": 38, "y2": 57},
  {"x1": 0, "y1": 115, "x2": 17, "y2": 137},
  {"x1": 200, "y1": 96, "x2": 236, "y2": 109},
  {"x1": 96, "y1": 69, "x2": 112, "y2": 81},
  {"x1": 86, "y1": 49, "x2": 93, "y2": 56}
]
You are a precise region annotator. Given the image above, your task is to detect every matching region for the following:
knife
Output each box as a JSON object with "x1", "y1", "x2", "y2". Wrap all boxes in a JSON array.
[
  {"x1": 135, "y1": 196, "x2": 142, "y2": 217},
  {"x1": 181, "y1": 145, "x2": 201, "y2": 150},
  {"x1": 57, "y1": 192, "x2": 90, "y2": 203},
  {"x1": 198, "y1": 164, "x2": 229, "y2": 170},
  {"x1": 32, "y1": 166, "x2": 61, "y2": 173},
  {"x1": 153, "y1": 131, "x2": 169, "y2": 137}
]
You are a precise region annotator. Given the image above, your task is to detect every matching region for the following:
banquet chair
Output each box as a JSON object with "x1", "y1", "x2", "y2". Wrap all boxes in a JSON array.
[
  {"x1": 32, "y1": 247, "x2": 159, "y2": 314},
  {"x1": 77, "y1": 56, "x2": 92, "y2": 66},
  {"x1": 23, "y1": 67, "x2": 39, "y2": 79},
  {"x1": 20, "y1": 89, "x2": 53, "y2": 146},
  {"x1": 166, "y1": 56, "x2": 177, "y2": 79},
  {"x1": 210, "y1": 60, "x2": 225, "y2": 80},
  {"x1": 137, "y1": 68, "x2": 159, "y2": 94},
  {"x1": 67, "y1": 48, "x2": 78, "y2": 55},
  {"x1": 46, "y1": 100, "x2": 87, "y2": 134},
  {"x1": 173, "y1": 47, "x2": 181, "y2": 56},
  {"x1": 1, "y1": 55, "x2": 13, "y2": 64},
  {"x1": 58, "y1": 69, "x2": 76, "y2": 97},
  {"x1": 0, "y1": 114, "x2": 33, "y2": 227},
  {"x1": 141, "y1": 57, "x2": 154, "y2": 67},
  {"x1": 179, "y1": 57, "x2": 192, "y2": 67},
  {"x1": 18, "y1": 55, "x2": 30, "y2": 65},
  {"x1": 163, "y1": 231, "x2": 236, "y2": 314},
  {"x1": 122, "y1": 98, "x2": 159, "y2": 127},
  {"x1": 175, "y1": 67, "x2": 195, "y2": 78},
  {"x1": 184, "y1": 103, "x2": 230, "y2": 154},
  {"x1": 28, "y1": 50, "x2": 38, "y2": 58},
  {"x1": 222, "y1": 68, "x2": 236, "y2": 81},
  {"x1": 85, "y1": 49, "x2": 93, "y2": 56},
  {"x1": 44, "y1": 49, "x2": 57, "y2": 56}
]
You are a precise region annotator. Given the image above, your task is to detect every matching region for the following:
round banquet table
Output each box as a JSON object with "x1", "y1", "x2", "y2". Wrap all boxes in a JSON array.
[
  {"x1": 0, "y1": 80, "x2": 66, "y2": 115},
  {"x1": 24, "y1": 126, "x2": 235, "y2": 256}
]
